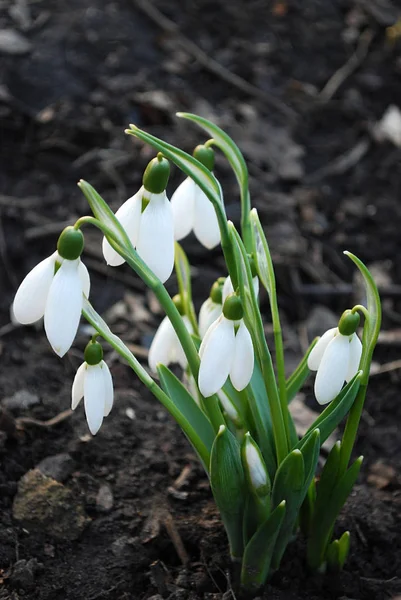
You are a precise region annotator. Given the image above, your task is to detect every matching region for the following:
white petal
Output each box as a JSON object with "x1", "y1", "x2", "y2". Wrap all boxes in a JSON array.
[
  {"x1": 78, "y1": 261, "x2": 91, "y2": 298},
  {"x1": 136, "y1": 192, "x2": 174, "y2": 283},
  {"x1": 198, "y1": 317, "x2": 235, "y2": 397},
  {"x1": 222, "y1": 276, "x2": 234, "y2": 302},
  {"x1": 307, "y1": 327, "x2": 338, "y2": 371},
  {"x1": 102, "y1": 189, "x2": 142, "y2": 266},
  {"x1": 44, "y1": 259, "x2": 83, "y2": 357},
  {"x1": 13, "y1": 253, "x2": 57, "y2": 324},
  {"x1": 148, "y1": 316, "x2": 178, "y2": 371},
  {"x1": 193, "y1": 184, "x2": 220, "y2": 249},
  {"x1": 346, "y1": 334, "x2": 362, "y2": 382},
  {"x1": 245, "y1": 441, "x2": 267, "y2": 490},
  {"x1": 199, "y1": 314, "x2": 223, "y2": 359},
  {"x1": 230, "y1": 321, "x2": 254, "y2": 391},
  {"x1": 174, "y1": 316, "x2": 193, "y2": 369},
  {"x1": 72, "y1": 362, "x2": 87, "y2": 409},
  {"x1": 314, "y1": 334, "x2": 350, "y2": 405},
  {"x1": 199, "y1": 298, "x2": 222, "y2": 338},
  {"x1": 84, "y1": 364, "x2": 105, "y2": 435},
  {"x1": 170, "y1": 177, "x2": 196, "y2": 240},
  {"x1": 100, "y1": 361, "x2": 114, "y2": 417}
]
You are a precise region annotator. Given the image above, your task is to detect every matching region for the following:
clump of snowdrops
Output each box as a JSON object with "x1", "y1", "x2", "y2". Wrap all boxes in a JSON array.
[{"x1": 13, "y1": 114, "x2": 381, "y2": 593}]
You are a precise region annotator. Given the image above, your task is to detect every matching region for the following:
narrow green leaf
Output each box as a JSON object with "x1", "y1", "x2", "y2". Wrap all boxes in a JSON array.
[
  {"x1": 300, "y1": 429, "x2": 321, "y2": 490},
  {"x1": 174, "y1": 242, "x2": 198, "y2": 334},
  {"x1": 286, "y1": 339, "x2": 318, "y2": 403},
  {"x1": 344, "y1": 252, "x2": 381, "y2": 385},
  {"x1": 250, "y1": 208, "x2": 276, "y2": 301},
  {"x1": 296, "y1": 371, "x2": 362, "y2": 451},
  {"x1": 337, "y1": 531, "x2": 351, "y2": 569},
  {"x1": 271, "y1": 449, "x2": 305, "y2": 569},
  {"x1": 241, "y1": 501, "x2": 286, "y2": 593},
  {"x1": 157, "y1": 364, "x2": 215, "y2": 454},
  {"x1": 210, "y1": 425, "x2": 246, "y2": 558}
]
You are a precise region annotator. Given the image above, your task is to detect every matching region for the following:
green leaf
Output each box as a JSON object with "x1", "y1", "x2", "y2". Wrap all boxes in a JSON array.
[
  {"x1": 157, "y1": 364, "x2": 215, "y2": 456},
  {"x1": 286, "y1": 339, "x2": 318, "y2": 403},
  {"x1": 210, "y1": 425, "x2": 246, "y2": 558},
  {"x1": 300, "y1": 429, "x2": 321, "y2": 491},
  {"x1": 296, "y1": 371, "x2": 362, "y2": 451},
  {"x1": 271, "y1": 449, "x2": 305, "y2": 570},
  {"x1": 240, "y1": 501, "x2": 286, "y2": 593},
  {"x1": 344, "y1": 252, "x2": 381, "y2": 385},
  {"x1": 326, "y1": 531, "x2": 350, "y2": 572},
  {"x1": 250, "y1": 208, "x2": 276, "y2": 302}
]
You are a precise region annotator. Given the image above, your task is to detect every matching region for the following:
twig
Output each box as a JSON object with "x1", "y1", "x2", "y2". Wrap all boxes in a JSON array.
[
  {"x1": 162, "y1": 511, "x2": 190, "y2": 565},
  {"x1": 132, "y1": 0, "x2": 296, "y2": 120},
  {"x1": 318, "y1": 29, "x2": 374, "y2": 102},
  {"x1": 16, "y1": 408, "x2": 73, "y2": 429}
]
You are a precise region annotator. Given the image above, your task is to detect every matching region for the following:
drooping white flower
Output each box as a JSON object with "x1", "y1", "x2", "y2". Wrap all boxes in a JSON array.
[
  {"x1": 148, "y1": 315, "x2": 192, "y2": 371},
  {"x1": 307, "y1": 327, "x2": 362, "y2": 405},
  {"x1": 171, "y1": 177, "x2": 221, "y2": 249},
  {"x1": 13, "y1": 227, "x2": 90, "y2": 357},
  {"x1": 198, "y1": 314, "x2": 254, "y2": 397},
  {"x1": 72, "y1": 358, "x2": 114, "y2": 435},
  {"x1": 102, "y1": 186, "x2": 174, "y2": 283},
  {"x1": 199, "y1": 297, "x2": 223, "y2": 338}
]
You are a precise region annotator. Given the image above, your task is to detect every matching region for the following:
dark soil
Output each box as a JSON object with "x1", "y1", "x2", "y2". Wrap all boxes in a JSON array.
[{"x1": 1, "y1": 0, "x2": 401, "y2": 599}]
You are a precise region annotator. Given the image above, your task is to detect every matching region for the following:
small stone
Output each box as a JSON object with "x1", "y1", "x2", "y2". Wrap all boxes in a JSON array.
[
  {"x1": 0, "y1": 29, "x2": 32, "y2": 55},
  {"x1": 36, "y1": 453, "x2": 75, "y2": 482},
  {"x1": 13, "y1": 469, "x2": 89, "y2": 541},
  {"x1": 10, "y1": 559, "x2": 40, "y2": 591},
  {"x1": 2, "y1": 389, "x2": 39, "y2": 412},
  {"x1": 96, "y1": 483, "x2": 114, "y2": 512}
]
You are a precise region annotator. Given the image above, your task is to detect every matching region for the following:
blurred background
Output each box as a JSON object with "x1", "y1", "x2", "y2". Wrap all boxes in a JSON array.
[{"x1": 1, "y1": 0, "x2": 401, "y2": 598}]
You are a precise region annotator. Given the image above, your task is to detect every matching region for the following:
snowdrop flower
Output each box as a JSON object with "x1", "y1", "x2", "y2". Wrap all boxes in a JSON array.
[
  {"x1": 198, "y1": 278, "x2": 225, "y2": 338},
  {"x1": 171, "y1": 144, "x2": 221, "y2": 249},
  {"x1": 199, "y1": 293, "x2": 254, "y2": 397},
  {"x1": 72, "y1": 340, "x2": 114, "y2": 435},
  {"x1": 148, "y1": 295, "x2": 193, "y2": 371},
  {"x1": 13, "y1": 226, "x2": 90, "y2": 357},
  {"x1": 242, "y1": 432, "x2": 270, "y2": 497},
  {"x1": 102, "y1": 154, "x2": 174, "y2": 283},
  {"x1": 307, "y1": 310, "x2": 363, "y2": 405}
]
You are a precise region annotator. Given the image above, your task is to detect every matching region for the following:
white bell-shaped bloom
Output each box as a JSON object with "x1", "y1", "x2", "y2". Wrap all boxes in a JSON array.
[
  {"x1": 13, "y1": 252, "x2": 90, "y2": 357},
  {"x1": 307, "y1": 328, "x2": 362, "y2": 405},
  {"x1": 222, "y1": 275, "x2": 259, "y2": 302},
  {"x1": 171, "y1": 177, "x2": 221, "y2": 249},
  {"x1": 102, "y1": 186, "x2": 174, "y2": 283},
  {"x1": 72, "y1": 360, "x2": 114, "y2": 435},
  {"x1": 199, "y1": 297, "x2": 222, "y2": 338},
  {"x1": 148, "y1": 315, "x2": 192, "y2": 371},
  {"x1": 198, "y1": 315, "x2": 254, "y2": 397}
]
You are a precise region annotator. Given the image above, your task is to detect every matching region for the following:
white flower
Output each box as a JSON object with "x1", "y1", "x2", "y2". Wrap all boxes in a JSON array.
[
  {"x1": 102, "y1": 186, "x2": 174, "y2": 283},
  {"x1": 148, "y1": 315, "x2": 192, "y2": 371},
  {"x1": 307, "y1": 327, "x2": 362, "y2": 405},
  {"x1": 72, "y1": 360, "x2": 114, "y2": 435},
  {"x1": 13, "y1": 252, "x2": 90, "y2": 357},
  {"x1": 199, "y1": 297, "x2": 222, "y2": 338},
  {"x1": 222, "y1": 275, "x2": 259, "y2": 302},
  {"x1": 198, "y1": 315, "x2": 254, "y2": 397},
  {"x1": 171, "y1": 177, "x2": 221, "y2": 249}
]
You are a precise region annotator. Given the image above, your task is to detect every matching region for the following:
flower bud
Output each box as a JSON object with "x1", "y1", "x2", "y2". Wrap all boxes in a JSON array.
[
  {"x1": 57, "y1": 226, "x2": 84, "y2": 260},
  {"x1": 210, "y1": 280, "x2": 224, "y2": 304},
  {"x1": 223, "y1": 293, "x2": 243, "y2": 321},
  {"x1": 172, "y1": 294, "x2": 185, "y2": 316},
  {"x1": 338, "y1": 309, "x2": 360, "y2": 336},
  {"x1": 241, "y1": 432, "x2": 271, "y2": 498},
  {"x1": 143, "y1": 153, "x2": 170, "y2": 194},
  {"x1": 84, "y1": 340, "x2": 103, "y2": 365},
  {"x1": 193, "y1": 144, "x2": 215, "y2": 172}
]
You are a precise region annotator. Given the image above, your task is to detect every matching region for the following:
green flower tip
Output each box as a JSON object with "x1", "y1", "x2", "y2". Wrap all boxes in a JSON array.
[
  {"x1": 338, "y1": 309, "x2": 360, "y2": 336},
  {"x1": 143, "y1": 154, "x2": 170, "y2": 194},
  {"x1": 223, "y1": 293, "x2": 243, "y2": 321},
  {"x1": 210, "y1": 280, "x2": 224, "y2": 304},
  {"x1": 193, "y1": 144, "x2": 215, "y2": 172},
  {"x1": 172, "y1": 294, "x2": 185, "y2": 315},
  {"x1": 84, "y1": 340, "x2": 103, "y2": 365},
  {"x1": 57, "y1": 226, "x2": 84, "y2": 260}
]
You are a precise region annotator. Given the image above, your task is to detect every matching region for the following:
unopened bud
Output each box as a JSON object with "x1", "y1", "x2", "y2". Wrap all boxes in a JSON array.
[{"x1": 57, "y1": 226, "x2": 84, "y2": 260}]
